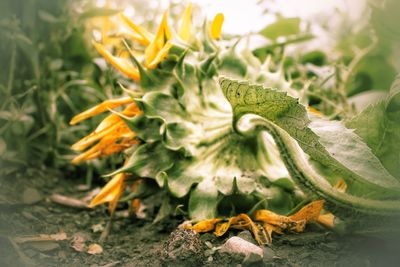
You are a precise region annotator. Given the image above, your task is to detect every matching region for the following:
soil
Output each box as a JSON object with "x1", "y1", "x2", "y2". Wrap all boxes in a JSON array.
[{"x1": 1, "y1": 168, "x2": 400, "y2": 267}]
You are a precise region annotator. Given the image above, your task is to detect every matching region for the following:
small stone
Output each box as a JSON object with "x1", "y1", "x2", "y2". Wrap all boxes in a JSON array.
[
  {"x1": 220, "y1": 236, "x2": 263, "y2": 262},
  {"x1": 91, "y1": 223, "x2": 104, "y2": 233},
  {"x1": 87, "y1": 243, "x2": 103, "y2": 254},
  {"x1": 21, "y1": 187, "x2": 42, "y2": 205}
]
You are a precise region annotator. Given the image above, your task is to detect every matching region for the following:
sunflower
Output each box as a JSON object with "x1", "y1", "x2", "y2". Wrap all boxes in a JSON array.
[
  {"x1": 71, "y1": 4, "x2": 336, "y2": 245},
  {"x1": 71, "y1": 5, "x2": 224, "y2": 212}
]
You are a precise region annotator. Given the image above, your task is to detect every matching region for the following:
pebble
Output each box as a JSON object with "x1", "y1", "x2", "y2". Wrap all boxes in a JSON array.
[
  {"x1": 21, "y1": 187, "x2": 42, "y2": 205},
  {"x1": 220, "y1": 236, "x2": 263, "y2": 262}
]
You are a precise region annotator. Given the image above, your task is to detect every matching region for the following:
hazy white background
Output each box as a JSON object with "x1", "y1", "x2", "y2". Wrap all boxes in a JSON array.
[{"x1": 189, "y1": 0, "x2": 366, "y2": 34}]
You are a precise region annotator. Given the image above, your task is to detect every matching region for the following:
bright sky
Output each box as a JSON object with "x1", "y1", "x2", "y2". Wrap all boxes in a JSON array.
[{"x1": 192, "y1": 0, "x2": 366, "y2": 34}]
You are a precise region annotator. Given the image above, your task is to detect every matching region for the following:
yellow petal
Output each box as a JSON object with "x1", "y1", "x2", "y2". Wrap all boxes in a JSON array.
[
  {"x1": 93, "y1": 42, "x2": 140, "y2": 81},
  {"x1": 89, "y1": 173, "x2": 126, "y2": 208},
  {"x1": 178, "y1": 4, "x2": 192, "y2": 41},
  {"x1": 145, "y1": 11, "x2": 171, "y2": 66},
  {"x1": 190, "y1": 218, "x2": 222, "y2": 233},
  {"x1": 229, "y1": 214, "x2": 270, "y2": 245},
  {"x1": 253, "y1": 209, "x2": 293, "y2": 228},
  {"x1": 69, "y1": 96, "x2": 133, "y2": 125},
  {"x1": 71, "y1": 103, "x2": 140, "y2": 152},
  {"x1": 71, "y1": 121, "x2": 125, "y2": 151},
  {"x1": 334, "y1": 178, "x2": 348, "y2": 193},
  {"x1": 253, "y1": 222, "x2": 271, "y2": 245},
  {"x1": 210, "y1": 13, "x2": 224, "y2": 40},
  {"x1": 71, "y1": 136, "x2": 115, "y2": 164},
  {"x1": 119, "y1": 13, "x2": 153, "y2": 45},
  {"x1": 307, "y1": 106, "x2": 323, "y2": 116},
  {"x1": 147, "y1": 41, "x2": 173, "y2": 69},
  {"x1": 215, "y1": 221, "x2": 231, "y2": 236},
  {"x1": 317, "y1": 213, "x2": 336, "y2": 228},
  {"x1": 289, "y1": 200, "x2": 324, "y2": 222},
  {"x1": 108, "y1": 182, "x2": 127, "y2": 213},
  {"x1": 118, "y1": 31, "x2": 149, "y2": 46},
  {"x1": 72, "y1": 132, "x2": 136, "y2": 164}
]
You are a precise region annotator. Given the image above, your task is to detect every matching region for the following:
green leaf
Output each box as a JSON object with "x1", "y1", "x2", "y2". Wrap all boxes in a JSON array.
[
  {"x1": 346, "y1": 75, "x2": 400, "y2": 180},
  {"x1": 110, "y1": 142, "x2": 177, "y2": 179},
  {"x1": 189, "y1": 177, "x2": 219, "y2": 220},
  {"x1": 125, "y1": 115, "x2": 163, "y2": 142},
  {"x1": 220, "y1": 77, "x2": 400, "y2": 219},
  {"x1": 259, "y1": 17, "x2": 301, "y2": 41}
]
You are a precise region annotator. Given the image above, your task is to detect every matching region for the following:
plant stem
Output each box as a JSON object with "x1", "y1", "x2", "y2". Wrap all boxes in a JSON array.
[
  {"x1": 3, "y1": 41, "x2": 17, "y2": 110},
  {"x1": 7, "y1": 42, "x2": 17, "y2": 96}
]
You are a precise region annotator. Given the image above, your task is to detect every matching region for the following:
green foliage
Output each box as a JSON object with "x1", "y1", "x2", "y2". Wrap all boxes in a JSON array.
[
  {"x1": 346, "y1": 75, "x2": 400, "y2": 180},
  {"x1": 259, "y1": 17, "x2": 301, "y2": 41},
  {"x1": 0, "y1": 0, "x2": 115, "y2": 176}
]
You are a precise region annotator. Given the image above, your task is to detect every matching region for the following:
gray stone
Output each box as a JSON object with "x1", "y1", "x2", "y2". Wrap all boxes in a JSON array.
[
  {"x1": 21, "y1": 187, "x2": 42, "y2": 205},
  {"x1": 220, "y1": 236, "x2": 263, "y2": 262}
]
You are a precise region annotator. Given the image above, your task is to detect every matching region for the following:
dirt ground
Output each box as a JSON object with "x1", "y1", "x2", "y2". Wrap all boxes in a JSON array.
[{"x1": 1, "y1": 168, "x2": 400, "y2": 267}]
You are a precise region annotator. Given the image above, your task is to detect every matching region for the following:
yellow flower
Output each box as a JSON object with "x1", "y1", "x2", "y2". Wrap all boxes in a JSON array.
[{"x1": 93, "y1": 42, "x2": 141, "y2": 81}]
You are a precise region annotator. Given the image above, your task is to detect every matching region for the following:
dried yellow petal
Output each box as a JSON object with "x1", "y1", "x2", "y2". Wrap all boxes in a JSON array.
[
  {"x1": 289, "y1": 200, "x2": 324, "y2": 222},
  {"x1": 215, "y1": 221, "x2": 231, "y2": 236},
  {"x1": 317, "y1": 213, "x2": 336, "y2": 228},
  {"x1": 210, "y1": 13, "x2": 224, "y2": 39},
  {"x1": 145, "y1": 11, "x2": 171, "y2": 66},
  {"x1": 191, "y1": 218, "x2": 222, "y2": 233},
  {"x1": 119, "y1": 13, "x2": 154, "y2": 45},
  {"x1": 69, "y1": 96, "x2": 133, "y2": 125},
  {"x1": 307, "y1": 106, "x2": 323, "y2": 116},
  {"x1": 147, "y1": 41, "x2": 173, "y2": 69},
  {"x1": 178, "y1": 4, "x2": 192, "y2": 42},
  {"x1": 89, "y1": 173, "x2": 126, "y2": 208},
  {"x1": 93, "y1": 42, "x2": 140, "y2": 81},
  {"x1": 334, "y1": 178, "x2": 348, "y2": 193}
]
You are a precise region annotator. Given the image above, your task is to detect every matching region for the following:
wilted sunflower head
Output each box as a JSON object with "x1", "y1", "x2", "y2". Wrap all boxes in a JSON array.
[{"x1": 70, "y1": 4, "x2": 300, "y2": 222}]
